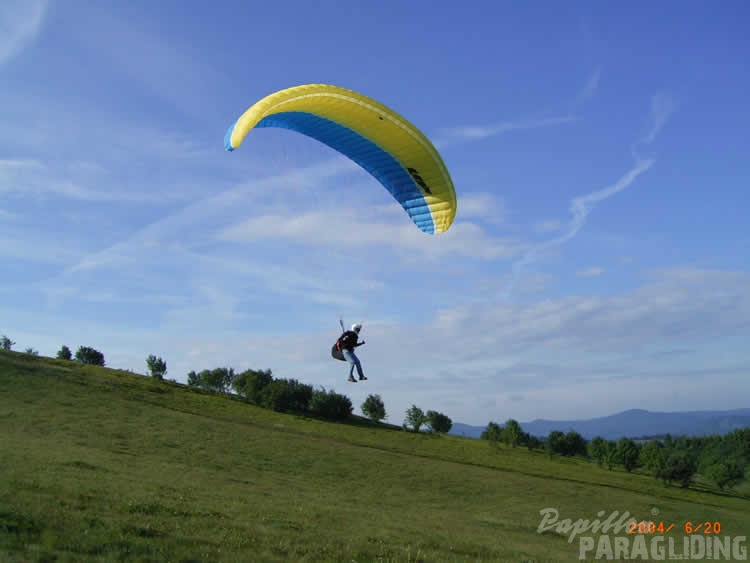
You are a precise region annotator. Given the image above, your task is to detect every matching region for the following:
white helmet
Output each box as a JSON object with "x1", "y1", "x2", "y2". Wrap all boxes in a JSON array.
[{"x1": 351, "y1": 323, "x2": 362, "y2": 333}]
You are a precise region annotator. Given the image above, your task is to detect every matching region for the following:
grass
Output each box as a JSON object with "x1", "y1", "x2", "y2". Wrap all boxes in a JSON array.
[{"x1": 1, "y1": 350, "x2": 748, "y2": 562}]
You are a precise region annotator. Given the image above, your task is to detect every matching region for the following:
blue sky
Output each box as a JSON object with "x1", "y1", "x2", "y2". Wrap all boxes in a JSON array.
[{"x1": 2, "y1": 0, "x2": 749, "y2": 427}]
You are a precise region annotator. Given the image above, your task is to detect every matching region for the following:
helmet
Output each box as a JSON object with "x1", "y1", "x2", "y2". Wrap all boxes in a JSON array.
[{"x1": 351, "y1": 323, "x2": 362, "y2": 333}]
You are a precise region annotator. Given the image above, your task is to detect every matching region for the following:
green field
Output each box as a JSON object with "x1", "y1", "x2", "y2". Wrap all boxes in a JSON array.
[{"x1": 1, "y1": 350, "x2": 748, "y2": 562}]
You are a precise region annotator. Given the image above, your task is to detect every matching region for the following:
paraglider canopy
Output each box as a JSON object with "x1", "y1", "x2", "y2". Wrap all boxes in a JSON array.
[{"x1": 224, "y1": 83, "x2": 458, "y2": 235}]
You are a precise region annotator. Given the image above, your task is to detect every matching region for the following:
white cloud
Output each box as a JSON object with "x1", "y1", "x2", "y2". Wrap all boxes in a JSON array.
[
  {"x1": 217, "y1": 208, "x2": 523, "y2": 262},
  {"x1": 458, "y1": 192, "x2": 506, "y2": 224}
]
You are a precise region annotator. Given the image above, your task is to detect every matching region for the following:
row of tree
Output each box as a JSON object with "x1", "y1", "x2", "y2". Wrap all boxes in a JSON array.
[
  {"x1": 481, "y1": 418, "x2": 749, "y2": 491},
  {"x1": 187, "y1": 366, "x2": 355, "y2": 420},
  {"x1": 185, "y1": 366, "x2": 453, "y2": 432},
  {"x1": 403, "y1": 405, "x2": 453, "y2": 434},
  {"x1": 3, "y1": 335, "x2": 449, "y2": 432},
  {"x1": 0, "y1": 337, "x2": 108, "y2": 367}
]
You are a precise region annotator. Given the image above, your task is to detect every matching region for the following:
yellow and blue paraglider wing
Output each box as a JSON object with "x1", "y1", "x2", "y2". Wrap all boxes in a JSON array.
[{"x1": 224, "y1": 84, "x2": 457, "y2": 234}]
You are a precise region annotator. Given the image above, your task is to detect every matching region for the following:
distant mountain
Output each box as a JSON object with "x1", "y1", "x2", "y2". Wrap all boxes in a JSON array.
[{"x1": 449, "y1": 408, "x2": 750, "y2": 441}]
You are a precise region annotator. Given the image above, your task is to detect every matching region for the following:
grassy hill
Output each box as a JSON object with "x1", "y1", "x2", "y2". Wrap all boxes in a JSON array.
[{"x1": 1, "y1": 350, "x2": 748, "y2": 562}]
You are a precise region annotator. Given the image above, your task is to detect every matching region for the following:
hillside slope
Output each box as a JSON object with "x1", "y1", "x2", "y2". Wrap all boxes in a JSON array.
[{"x1": 1, "y1": 351, "x2": 748, "y2": 562}]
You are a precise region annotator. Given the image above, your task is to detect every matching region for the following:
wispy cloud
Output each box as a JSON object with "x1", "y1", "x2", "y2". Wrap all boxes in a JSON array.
[
  {"x1": 503, "y1": 92, "x2": 676, "y2": 298},
  {"x1": 7, "y1": 264, "x2": 749, "y2": 424},
  {"x1": 62, "y1": 3, "x2": 226, "y2": 123},
  {"x1": 0, "y1": 233, "x2": 89, "y2": 266},
  {"x1": 643, "y1": 92, "x2": 679, "y2": 145},
  {"x1": 573, "y1": 68, "x2": 602, "y2": 107},
  {"x1": 0, "y1": 0, "x2": 46, "y2": 65},
  {"x1": 0, "y1": 158, "x2": 192, "y2": 203},
  {"x1": 436, "y1": 67, "x2": 599, "y2": 146},
  {"x1": 437, "y1": 115, "x2": 578, "y2": 146},
  {"x1": 505, "y1": 158, "x2": 655, "y2": 296},
  {"x1": 534, "y1": 220, "x2": 561, "y2": 234},
  {"x1": 150, "y1": 267, "x2": 750, "y2": 419},
  {"x1": 48, "y1": 102, "x2": 535, "y2": 283},
  {"x1": 218, "y1": 207, "x2": 523, "y2": 263},
  {"x1": 578, "y1": 267, "x2": 604, "y2": 277},
  {"x1": 458, "y1": 193, "x2": 506, "y2": 225},
  {"x1": 51, "y1": 156, "x2": 358, "y2": 278}
]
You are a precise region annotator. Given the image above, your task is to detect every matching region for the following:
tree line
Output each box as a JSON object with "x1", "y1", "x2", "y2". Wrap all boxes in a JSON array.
[
  {"x1": 2, "y1": 336, "x2": 452, "y2": 434},
  {"x1": 480, "y1": 418, "x2": 749, "y2": 492}
]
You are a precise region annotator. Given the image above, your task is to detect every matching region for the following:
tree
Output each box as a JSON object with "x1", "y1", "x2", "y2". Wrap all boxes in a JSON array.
[
  {"x1": 546, "y1": 431, "x2": 566, "y2": 457},
  {"x1": 56, "y1": 345, "x2": 72, "y2": 360},
  {"x1": 190, "y1": 367, "x2": 234, "y2": 393},
  {"x1": 705, "y1": 460, "x2": 745, "y2": 490},
  {"x1": 187, "y1": 370, "x2": 201, "y2": 387},
  {"x1": 1, "y1": 335, "x2": 15, "y2": 351},
  {"x1": 232, "y1": 368, "x2": 273, "y2": 404},
  {"x1": 603, "y1": 442, "x2": 618, "y2": 470},
  {"x1": 426, "y1": 410, "x2": 452, "y2": 434},
  {"x1": 75, "y1": 346, "x2": 105, "y2": 366},
  {"x1": 146, "y1": 355, "x2": 167, "y2": 380},
  {"x1": 481, "y1": 422, "x2": 503, "y2": 450},
  {"x1": 546, "y1": 430, "x2": 587, "y2": 457},
  {"x1": 361, "y1": 394, "x2": 387, "y2": 423},
  {"x1": 404, "y1": 405, "x2": 426, "y2": 432},
  {"x1": 639, "y1": 440, "x2": 666, "y2": 475},
  {"x1": 657, "y1": 452, "x2": 697, "y2": 488},
  {"x1": 525, "y1": 434, "x2": 544, "y2": 451},
  {"x1": 481, "y1": 422, "x2": 503, "y2": 442},
  {"x1": 616, "y1": 438, "x2": 640, "y2": 472},
  {"x1": 503, "y1": 419, "x2": 523, "y2": 448},
  {"x1": 589, "y1": 437, "x2": 609, "y2": 467},
  {"x1": 564, "y1": 431, "x2": 588, "y2": 457},
  {"x1": 24, "y1": 348, "x2": 39, "y2": 356}
]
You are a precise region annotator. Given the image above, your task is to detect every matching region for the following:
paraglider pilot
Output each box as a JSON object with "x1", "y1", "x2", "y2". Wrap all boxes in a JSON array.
[{"x1": 338, "y1": 324, "x2": 367, "y2": 382}]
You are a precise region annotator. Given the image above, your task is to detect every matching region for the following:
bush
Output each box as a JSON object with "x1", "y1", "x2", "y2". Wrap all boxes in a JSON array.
[
  {"x1": 75, "y1": 346, "x2": 105, "y2": 366},
  {"x1": 260, "y1": 378, "x2": 313, "y2": 413},
  {"x1": 309, "y1": 388, "x2": 353, "y2": 421}
]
